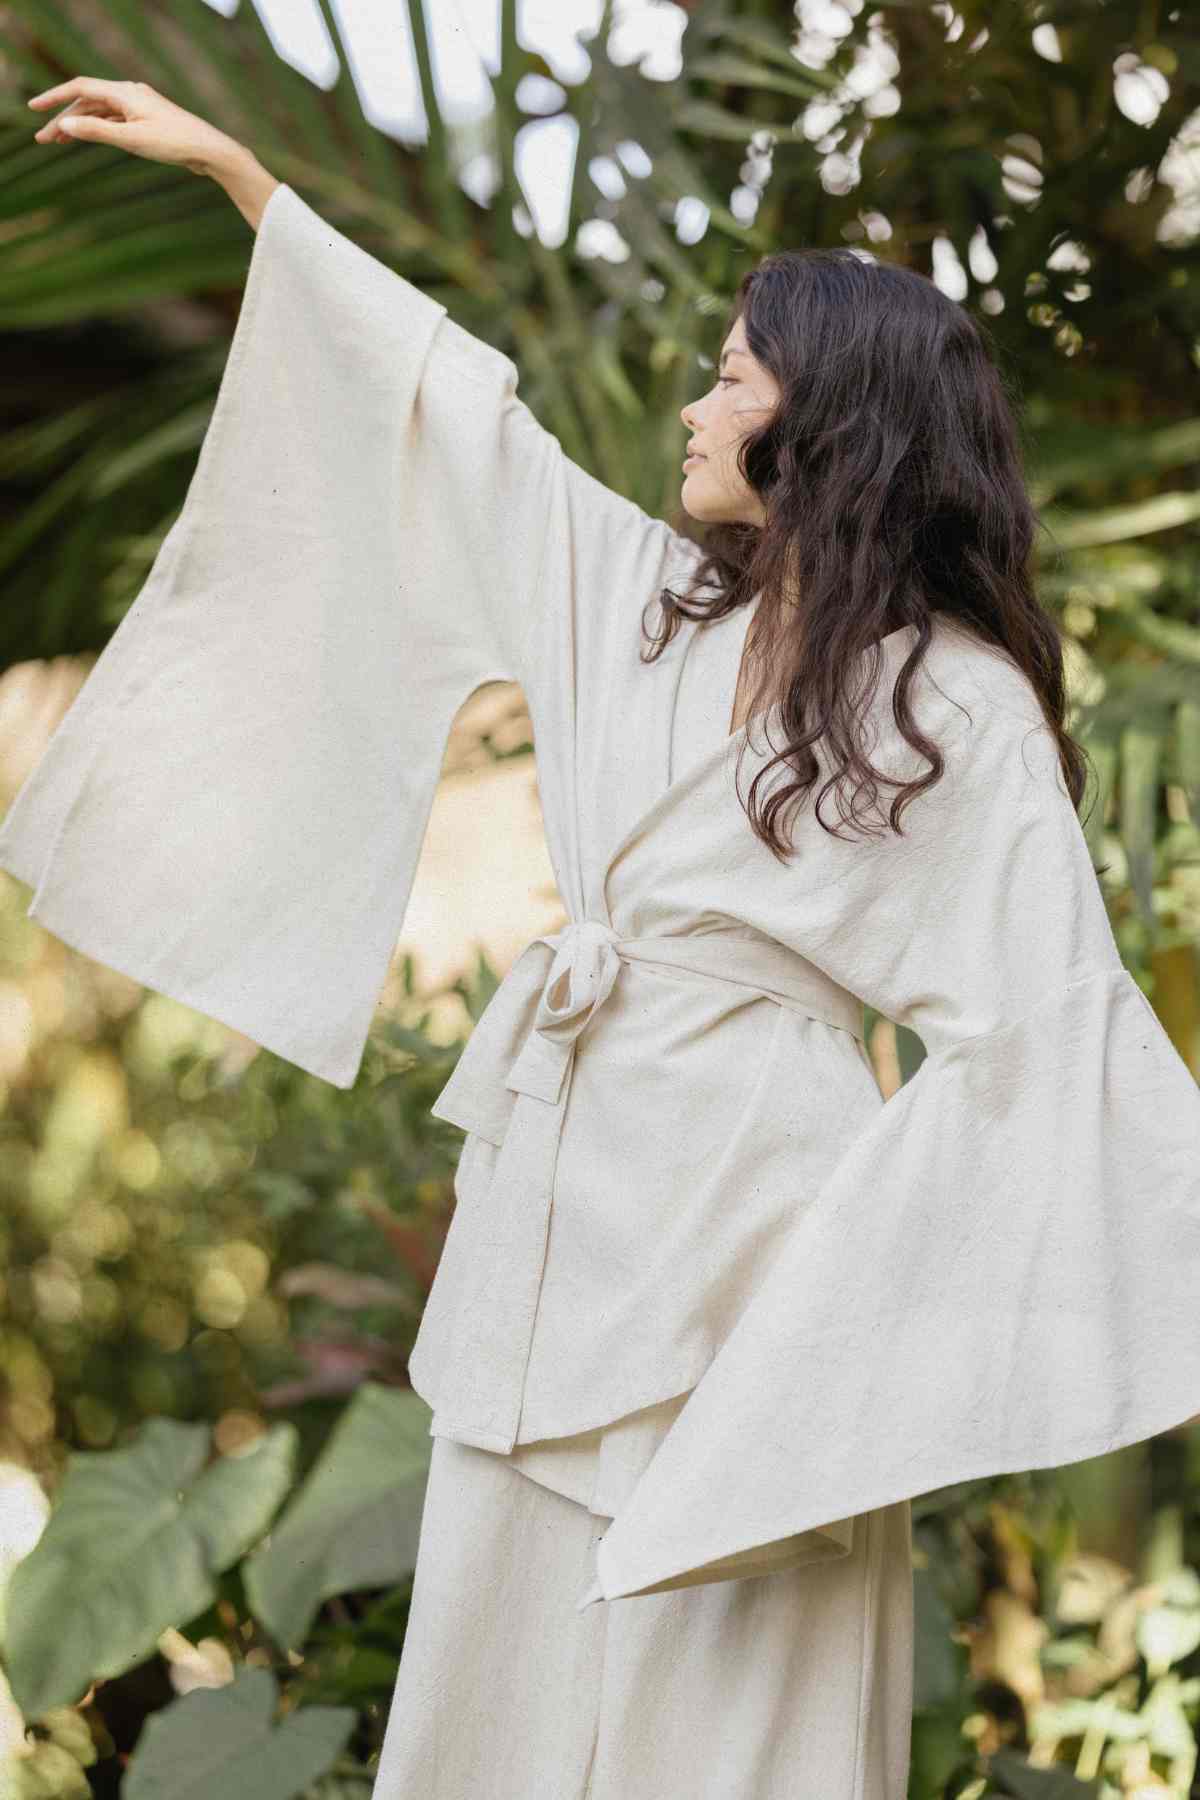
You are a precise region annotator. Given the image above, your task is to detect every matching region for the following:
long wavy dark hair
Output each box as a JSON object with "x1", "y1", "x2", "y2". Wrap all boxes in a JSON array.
[{"x1": 643, "y1": 247, "x2": 1093, "y2": 859}]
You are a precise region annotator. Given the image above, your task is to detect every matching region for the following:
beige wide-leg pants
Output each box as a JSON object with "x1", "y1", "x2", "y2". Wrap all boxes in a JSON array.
[{"x1": 369, "y1": 1407, "x2": 915, "y2": 1799}]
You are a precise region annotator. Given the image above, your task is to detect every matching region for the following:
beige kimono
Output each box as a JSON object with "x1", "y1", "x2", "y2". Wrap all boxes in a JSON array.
[{"x1": 2, "y1": 183, "x2": 1198, "y2": 1632}]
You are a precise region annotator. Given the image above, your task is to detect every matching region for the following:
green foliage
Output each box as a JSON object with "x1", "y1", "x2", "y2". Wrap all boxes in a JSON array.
[
  {"x1": 122, "y1": 1666, "x2": 354, "y2": 1800},
  {"x1": 909, "y1": 1452, "x2": 1200, "y2": 1797},
  {"x1": 1, "y1": 1387, "x2": 431, "y2": 1794},
  {"x1": 5, "y1": 1416, "x2": 297, "y2": 1716},
  {"x1": 242, "y1": 1384, "x2": 433, "y2": 1654}
]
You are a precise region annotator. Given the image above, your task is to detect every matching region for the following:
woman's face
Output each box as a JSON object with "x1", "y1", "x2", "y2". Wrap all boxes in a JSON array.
[{"x1": 679, "y1": 314, "x2": 780, "y2": 527}]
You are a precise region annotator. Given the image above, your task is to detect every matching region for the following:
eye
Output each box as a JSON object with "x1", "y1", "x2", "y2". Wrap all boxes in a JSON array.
[{"x1": 717, "y1": 376, "x2": 737, "y2": 387}]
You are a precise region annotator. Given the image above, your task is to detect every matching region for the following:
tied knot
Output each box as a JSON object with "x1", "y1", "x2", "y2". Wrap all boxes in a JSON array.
[{"x1": 506, "y1": 918, "x2": 623, "y2": 1106}]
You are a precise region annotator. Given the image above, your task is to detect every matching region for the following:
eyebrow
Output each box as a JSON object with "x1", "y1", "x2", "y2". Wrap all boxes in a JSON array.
[{"x1": 719, "y1": 347, "x2": 747, "y2": 370}]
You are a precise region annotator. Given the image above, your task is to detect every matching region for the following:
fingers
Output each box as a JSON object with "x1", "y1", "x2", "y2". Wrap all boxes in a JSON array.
[
  {"x1": 34, "y1": 98, "x2": 88, "y2": 139},
  {"x1": 28, "y1": 77, "x2": 146, "y2": 149},
  {"x1": 28, "y1": 75, "x2": 141, "y2": 110},
  {"x1": 54, "y1": 113, "x2": 128, "y2": 144},
  {"x1": 33, "y1": 98, "x2": 115, "y2": 145}
]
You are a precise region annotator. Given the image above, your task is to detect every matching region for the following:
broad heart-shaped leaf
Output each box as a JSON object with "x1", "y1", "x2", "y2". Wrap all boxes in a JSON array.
[
  {"x1": 123, "y1": 1665, "x2": 354, "y2": 1800},
  {"x1": 5, "y1": 1419, "x2": 296, "y2": 1718},
  {"x1": 243, "y1": 1384, "x2": 433, "y2": 1652}
]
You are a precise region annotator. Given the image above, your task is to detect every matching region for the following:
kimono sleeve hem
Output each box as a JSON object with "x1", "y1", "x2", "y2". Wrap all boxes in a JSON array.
[
  {"x1": 0, "y1": 871, "x2": 361, "y2": 1090},
  {"x1": 583, "y1": 1523, "x2": 857, "y2": 1608},
  {"x1": 0, "y1": 182, "x2": 490, "y2": 1095},
  {"x1": 583, "y1": 965, "x2": 1200, "y2": 1602},
  {"x1": 590, "y1": 1388, "x2": 1200, "y2": 1605}
]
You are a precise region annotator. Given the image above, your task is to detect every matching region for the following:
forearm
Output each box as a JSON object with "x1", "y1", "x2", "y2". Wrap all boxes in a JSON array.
[{"x1": 202, "y1": 139, "x2": 281, "y2": 233}]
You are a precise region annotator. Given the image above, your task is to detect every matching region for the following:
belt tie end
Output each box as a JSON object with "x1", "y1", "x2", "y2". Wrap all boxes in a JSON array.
[{"x1": 506, "y1": 919, "x2": 622, "y2": 1106}]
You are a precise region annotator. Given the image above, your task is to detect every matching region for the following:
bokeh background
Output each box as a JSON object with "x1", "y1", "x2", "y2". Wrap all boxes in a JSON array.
[{"x1": 1, "y1": 1, "x2": 1199, "y2": 1794}]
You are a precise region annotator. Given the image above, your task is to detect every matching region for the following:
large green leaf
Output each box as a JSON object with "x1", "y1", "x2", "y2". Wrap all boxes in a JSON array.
[
  {"x1": 4, "y1": 1418, "x2": 296, "y2": 1717},
  {"x1": 242, "y1": 1384, "x2": 432, "y2": 1652},
  {"x1": 123, "y1": 1666, "x2": 354, "y2": 1800}
]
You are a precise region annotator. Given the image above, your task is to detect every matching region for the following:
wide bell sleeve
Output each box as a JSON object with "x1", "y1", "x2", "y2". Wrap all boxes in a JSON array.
[
  {"x1": 585, "y1": 630, "x2": 1200, "y2": 1605},
  {"x1": 0, "y1": 181, "x2": 659, "y2": 1089}
]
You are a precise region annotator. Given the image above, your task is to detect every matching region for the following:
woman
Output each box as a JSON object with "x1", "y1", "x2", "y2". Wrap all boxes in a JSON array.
[{"x1": 10, "y1": 79, "x2": 1200, "y2": 1800}]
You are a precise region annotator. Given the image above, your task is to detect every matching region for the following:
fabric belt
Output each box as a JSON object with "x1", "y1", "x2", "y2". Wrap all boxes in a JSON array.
[{"x1": 423, "y1": 918, "x2": 864, "y2": 1453}]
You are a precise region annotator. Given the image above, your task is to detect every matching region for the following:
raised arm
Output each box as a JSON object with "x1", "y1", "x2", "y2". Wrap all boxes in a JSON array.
[{"x1": 6, "y1": 80, "x2": 692, "y2": 1091}]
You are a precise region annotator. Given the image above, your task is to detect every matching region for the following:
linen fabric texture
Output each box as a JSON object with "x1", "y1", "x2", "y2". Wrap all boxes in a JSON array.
[
  {"x1": 369, "y1": 1428, "x2": 914, "y2": 1799},
  {"x1": 2, "y1": 182, "x2": 1199, "y2": 1614}
]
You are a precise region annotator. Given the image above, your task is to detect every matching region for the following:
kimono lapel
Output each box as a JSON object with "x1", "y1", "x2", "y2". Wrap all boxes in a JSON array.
[
  {"x1": 600, "y1": 617, "x2": 920, "y2": 924},
  {"x1": 600, "y1": 713, "x2": 757, "y2": 921},
  {"x1": 427, "y1": 592, "x2": 765, "y2": 1152},
  {"x1": 593, "y1": 593, "x2": 760, "y2": 915}
]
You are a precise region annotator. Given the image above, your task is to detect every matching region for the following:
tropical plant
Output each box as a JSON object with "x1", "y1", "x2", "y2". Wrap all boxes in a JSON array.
[{"x1": 0, "y1": 1384, "x2": 432, "y2": 1796}]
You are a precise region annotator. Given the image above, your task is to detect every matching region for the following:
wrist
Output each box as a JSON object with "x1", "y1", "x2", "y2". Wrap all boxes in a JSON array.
[
  {"x1": 199, "y1": 133, "x2": 255, "y2": 184},
  {"x1": 204, "y1": 141, "x2": 281, "y2": 233}
]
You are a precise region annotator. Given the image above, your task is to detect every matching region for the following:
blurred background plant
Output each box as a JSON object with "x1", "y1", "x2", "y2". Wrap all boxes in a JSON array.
[{"x1": 0, "y1": 0, "x2": 1199, "y2": 1794}]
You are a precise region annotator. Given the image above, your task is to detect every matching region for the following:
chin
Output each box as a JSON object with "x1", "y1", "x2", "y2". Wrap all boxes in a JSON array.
[
  {"x1": 680, "y1": 473, "x2": 725, "y2": 522},
  {"x1": 682, "y1": 494, "x2": 737, "y2": 524}
]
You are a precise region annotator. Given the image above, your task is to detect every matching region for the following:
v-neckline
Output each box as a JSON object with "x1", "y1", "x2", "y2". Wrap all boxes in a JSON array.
[
  {"x1": 600, "y1": 692, "x2": 769, "y2": 922},
  {"x1": 678, "y1": 592, "x2": 761, "y2": 753},
  {"x1": 602, "y1": 617, "x2": 925, "y2": 916}
]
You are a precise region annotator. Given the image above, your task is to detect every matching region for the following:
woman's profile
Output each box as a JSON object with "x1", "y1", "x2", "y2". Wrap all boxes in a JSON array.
[{"x1": 6, "y1": 75, "x2": 1200, "y2": 1800}]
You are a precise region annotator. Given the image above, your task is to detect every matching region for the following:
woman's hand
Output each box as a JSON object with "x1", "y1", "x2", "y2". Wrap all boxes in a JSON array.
[
  {"x1": 30, "y1": 76, "x2": 237, "y2": 174},
  {"x1": 27, "y1": 77, "x2": 280, "y2": 230}
]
